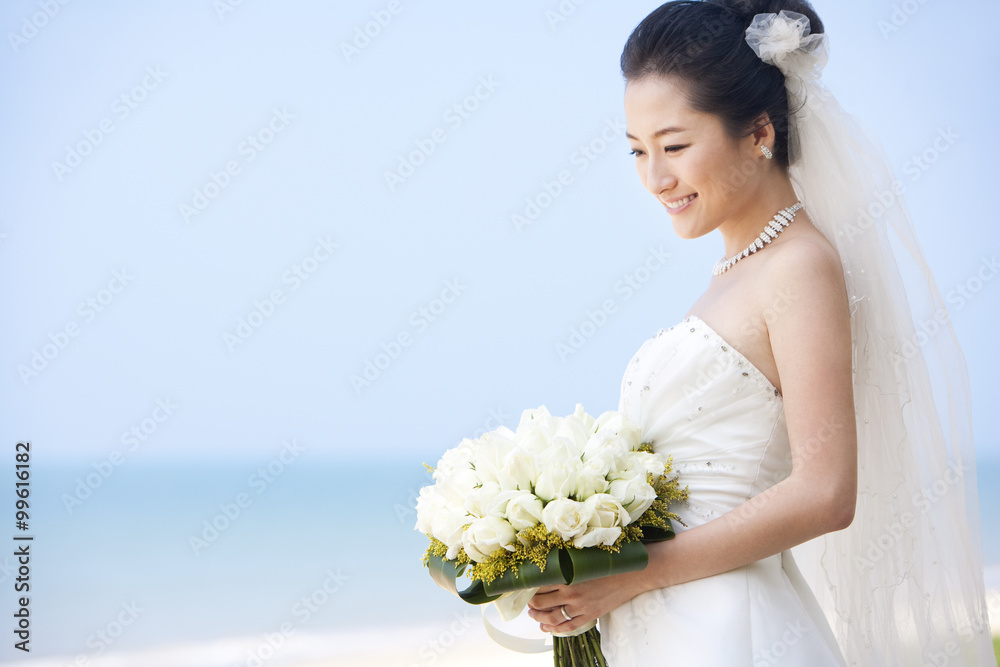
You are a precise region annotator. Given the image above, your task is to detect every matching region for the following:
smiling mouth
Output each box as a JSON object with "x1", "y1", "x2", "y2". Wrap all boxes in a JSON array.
[{"x1": 664, "y1": 193, "x2": 697, "y2": 209}]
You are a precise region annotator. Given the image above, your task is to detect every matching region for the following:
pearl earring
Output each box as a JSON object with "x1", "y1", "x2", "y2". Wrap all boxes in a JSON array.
[{"x1": 761, "y1": 145, "x2": 773, "y2": 160}]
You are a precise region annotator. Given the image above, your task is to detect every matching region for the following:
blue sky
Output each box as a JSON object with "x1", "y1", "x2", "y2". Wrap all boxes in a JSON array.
[{"x1": 1, "y1": 0, "x2": 997, "y2": 470}]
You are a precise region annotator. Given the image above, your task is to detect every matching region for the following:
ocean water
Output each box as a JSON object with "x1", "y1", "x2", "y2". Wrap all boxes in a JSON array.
[
  {"x1": 5, "y1": 459, "x2": 467, "y2": 664},
  {"x1": 979, "y1": 457, "x2": 1000, "y2": 586},
  {"x1": 5, "y1": 456, "x2": 998, "y2": 665}
]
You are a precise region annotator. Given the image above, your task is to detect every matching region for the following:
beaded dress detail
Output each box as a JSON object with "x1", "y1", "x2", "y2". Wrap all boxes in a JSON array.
[{"x1": 600, "y1": 315, "x2": 846, "y2": 666}]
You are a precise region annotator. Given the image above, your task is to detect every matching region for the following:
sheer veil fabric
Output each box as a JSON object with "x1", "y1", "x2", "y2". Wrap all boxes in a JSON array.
[{"x1": 745, "y1": 11, "x2": 995, "y2": 665}]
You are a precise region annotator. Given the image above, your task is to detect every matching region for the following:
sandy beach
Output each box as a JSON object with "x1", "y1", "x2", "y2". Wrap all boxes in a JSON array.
[
  {"x1": 2, "y1": 622, "x2": 552, "y2": 667},
  {"x1": 297, "y1": 627, "x2": 554, "y2": 667},
  {"x1": 10, "y1": 590, "x2": 997, "y2": 667},
  {"x1": 288, "y1": 615, "x2": 558, "y2": 667}
]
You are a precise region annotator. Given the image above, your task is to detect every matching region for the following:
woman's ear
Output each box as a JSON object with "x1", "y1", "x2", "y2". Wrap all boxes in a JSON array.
[{"x1": 748, "y1": 112, "x2": 775, "y2": 151}]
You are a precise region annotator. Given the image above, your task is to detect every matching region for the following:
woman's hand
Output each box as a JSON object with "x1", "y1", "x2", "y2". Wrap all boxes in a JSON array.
[{"x1": 526, "y1": 570, "x2": 646, "y2": 634}]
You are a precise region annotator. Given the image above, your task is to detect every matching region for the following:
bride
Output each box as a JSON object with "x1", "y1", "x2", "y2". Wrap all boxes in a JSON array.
[{"x1": 527, "y1": 1, "x2": 996, "y2": 665}]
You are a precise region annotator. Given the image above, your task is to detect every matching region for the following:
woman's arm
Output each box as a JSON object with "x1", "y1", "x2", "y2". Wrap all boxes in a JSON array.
[{"x1": 529, "y1": 236, "x2": 858, "y2": 633}]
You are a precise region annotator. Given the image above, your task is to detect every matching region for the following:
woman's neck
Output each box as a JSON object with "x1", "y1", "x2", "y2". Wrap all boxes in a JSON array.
[{"x1": 718, "y1": 174, "x2": 801, "y2": 260}]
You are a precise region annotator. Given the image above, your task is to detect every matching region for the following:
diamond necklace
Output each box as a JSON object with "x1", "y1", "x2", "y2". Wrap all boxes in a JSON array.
[{"x1": 712, "y1": 202, "x2": 803, "y2": 276}]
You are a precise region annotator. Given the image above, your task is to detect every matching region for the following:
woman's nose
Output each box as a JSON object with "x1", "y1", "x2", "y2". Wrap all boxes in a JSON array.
[{"x1": 643, "y1": 156, "x2": 678, "y2": 197}]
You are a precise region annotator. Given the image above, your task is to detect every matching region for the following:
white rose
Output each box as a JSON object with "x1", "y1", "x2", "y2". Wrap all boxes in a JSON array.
[
  {"x1": 572, "y1": 493, "x2": 627, "y2": 548},
  {"x1": 538, "y1": 424, "x2": 583, "y2": 467},
  {"x1": 608, "y1": 476, "x2": 657, "y2": 523},
  {"x1": 515, "y1": 424, "x2": 550, "y2": 457},
  {"x1": 414, "y1": 486, "x2": 445, "y2": 536},
  {"x1": 493, "y1": 425, "x2": 518, "y2": 440},
  {"x1": 607, "y1": 454, "x2": 646, "y2": 483},
  {"x1": 542, "y1": 498, "x2": 594, "y2": 541},
  {"x1": 545, "y1": 438, "x2": 580, "y2": 468},
  {"x1": 573, "y1": 526, "x2": 622, "y2": 549},
  {"x1": 586, "y1": 493, "x2": 627, "y2": 527},
  {"x1": 465, "y1": 481, "x2": 502, "y2": 519},
  {"x1": 434, "y1": 466, "x2": 479, "y2": 505},
  {"x1": 579, "y1": 452, "x2": 612, "y2": 479},
  {"x1": 567, "y1": 403, "x2": 596, "y2": 435},
  {"x1": 515, "y1": 406, "x2": 556, "y2": 439},
  {"x1": 479, "y1": 428, "x2": 516, "y2": 464},
  {"x1": 552, "y1": 418, "x2": 588, "y2": 458},
  {"x1": 431, "y1": 505, "x2": 469, "y2": 560},
  {"x1": 534, "y1": 462, "x2": 576, "y2": 502},
  {"x1": 462, "y1": 516, "x2": 516, "y2": 563},
  {"x1": 633, "y1": 451, "x2": 668, "y2": 478},
  {"x1": 505, "y1": 492, "x2": 544, "y2": 531},
  {"x1": 517, "y1": 407, "x2": 578, "y2": 458},
  {"x1": 592, "y1": 411, "x2": 642, "y2": 448},
  {"x1": 433, "y1": 438, "x2": 477, "y2": 479},
  {"x1": 487, "y1": 489, "x2": 528, "y2": 520},
  {"x1": 582, "y1": 433, "x2": 629, "y2": 475},
  {"x1": 498, "y1": 447, "x2": 538, "y2": 493},
  {"x1": 473, "y1": 430, "x2": 515, "y2": 486},
  {"x1": 573, "y1": 467, "x2": 609, "y2": 500}
]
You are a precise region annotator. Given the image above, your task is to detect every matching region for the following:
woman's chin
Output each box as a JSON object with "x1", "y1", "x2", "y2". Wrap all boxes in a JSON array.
[{"x1": 669, "y1": 218, "x2": 710, "y2": 241}]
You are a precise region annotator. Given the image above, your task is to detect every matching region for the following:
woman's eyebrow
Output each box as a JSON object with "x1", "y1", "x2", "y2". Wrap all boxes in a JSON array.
[{"x1": 625, "y1": 126, "x2": 688, "y2": 140}]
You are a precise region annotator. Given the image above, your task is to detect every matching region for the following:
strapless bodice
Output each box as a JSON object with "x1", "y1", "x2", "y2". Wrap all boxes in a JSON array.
[{"x1": 619, "y1": 315, "x2": 790, "y2": 530}]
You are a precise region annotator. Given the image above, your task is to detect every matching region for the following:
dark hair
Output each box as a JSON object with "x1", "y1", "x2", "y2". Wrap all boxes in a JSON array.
[{"x1": 620, "y1": 0, "x2": 824, "y2": 169}]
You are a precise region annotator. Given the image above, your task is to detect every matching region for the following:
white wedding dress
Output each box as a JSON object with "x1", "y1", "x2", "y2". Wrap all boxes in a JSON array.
[{"x1": 599, "y1": 314, "x2": 847, "y2": 666}]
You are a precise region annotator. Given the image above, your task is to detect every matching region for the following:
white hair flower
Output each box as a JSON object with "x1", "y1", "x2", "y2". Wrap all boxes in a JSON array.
[{"x1": 745, "y1": 10, "x2": 827, "y2": 79}]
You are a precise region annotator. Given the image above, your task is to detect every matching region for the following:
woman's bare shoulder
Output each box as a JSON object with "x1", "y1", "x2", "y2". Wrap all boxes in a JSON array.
[{"x1": 763, "y1": 224, "x2": 848, "y2": 307}]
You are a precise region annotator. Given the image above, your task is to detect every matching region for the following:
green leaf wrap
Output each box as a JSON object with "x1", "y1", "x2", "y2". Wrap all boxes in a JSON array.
[
  {"x1": 427, "y1": 539, "x2": 653, "y2": 605},
  {"x1": 561, "y1": 539, "x2": 649, "y2": 585},
  {"x1": 482, "y1": 547, "x2": 568, "y2": 595},
  {"x1": 426, "y1": 554, "x2": 502, "y2": 605}
]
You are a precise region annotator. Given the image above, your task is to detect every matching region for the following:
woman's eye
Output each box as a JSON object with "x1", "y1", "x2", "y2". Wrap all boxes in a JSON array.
[{"x1": 629, "y1": 145, "x2": 687, "y2": 157}]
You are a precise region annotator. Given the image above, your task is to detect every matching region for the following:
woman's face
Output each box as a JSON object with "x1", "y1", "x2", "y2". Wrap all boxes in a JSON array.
[{"x1": 624, "y1": 74, "x2": 758, "y2": 240}]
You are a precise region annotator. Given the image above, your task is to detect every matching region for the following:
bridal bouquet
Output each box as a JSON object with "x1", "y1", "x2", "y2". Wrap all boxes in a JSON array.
[{"x1": 415, "y1": 404, "x2": 687, "y2": 667}]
